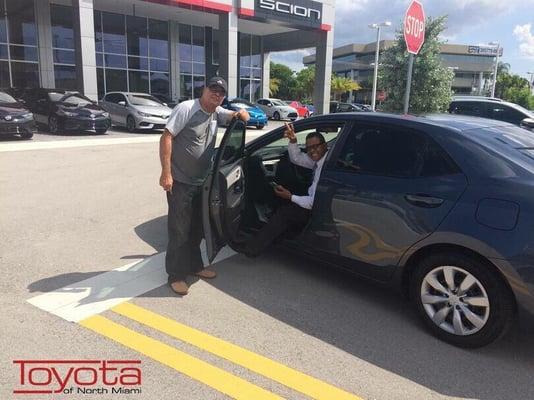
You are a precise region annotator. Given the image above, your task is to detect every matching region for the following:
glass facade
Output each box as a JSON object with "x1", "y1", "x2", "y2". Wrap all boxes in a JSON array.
[
  {"x1": 239, "y1": 33, "x2": 261, "y2": 102},
  {"x1": 51, "y1": 4, "x2": 76, "y2": 90},
  {"x1": 179, "y1": 24, "x2": 205, "y2": 99},
  {"x1": 94, "y1": 11, "x2": 169, "y2": 99},
  {"x1": 0, "y1": 0, "x2": 39, "y2": 88}
]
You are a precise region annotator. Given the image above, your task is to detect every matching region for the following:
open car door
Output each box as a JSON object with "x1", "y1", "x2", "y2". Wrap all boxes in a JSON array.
[{"x1": 202, "y1": 118, "x2": 247, "y2": 263}]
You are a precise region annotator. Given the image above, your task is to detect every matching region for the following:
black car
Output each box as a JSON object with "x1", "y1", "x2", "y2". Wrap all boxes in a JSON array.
[
  {"x1": 12, "y1": 88, "x2": 111, "y2": 134},
  {"x1": 330, "y1": 101, "x2": 363, "y2": 113},
  {"x1": 0, "y1": 91, "x2": 36, "y2": 139},
  {"x1": 204, "y1": 113, "x2": 534, "y2": 348},
  {"x1": 151, "y1": 93, "x2": 177, "y2": 109},
  {"x1": 449, "y1": 97, "x2": 534, "y2": 132}
]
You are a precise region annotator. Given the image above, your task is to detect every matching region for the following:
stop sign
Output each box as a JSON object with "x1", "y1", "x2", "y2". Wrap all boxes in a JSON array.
[{"x1": 404, "y1": 0, "x2": 425, "y2": 54}]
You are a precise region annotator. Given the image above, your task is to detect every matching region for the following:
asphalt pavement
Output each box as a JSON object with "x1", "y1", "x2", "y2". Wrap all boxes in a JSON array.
[{"x1": 1, "y1": 121, "x2": 533, "y2": 400}]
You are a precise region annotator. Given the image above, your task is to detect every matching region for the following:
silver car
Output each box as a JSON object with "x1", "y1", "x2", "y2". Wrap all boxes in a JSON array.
[{"x1": 100, "y1": 92, "x2": 173, "y2": 132}]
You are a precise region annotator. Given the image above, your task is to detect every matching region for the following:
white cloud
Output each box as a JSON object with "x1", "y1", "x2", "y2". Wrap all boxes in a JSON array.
[{"x1": 513, "y1": 24, "x2": 534, "y2": 57}]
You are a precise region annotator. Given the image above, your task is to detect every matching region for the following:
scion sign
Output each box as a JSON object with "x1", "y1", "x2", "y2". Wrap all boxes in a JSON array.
[{"x1": 255, "y1": 0, "x2": 323, "y2": 29}]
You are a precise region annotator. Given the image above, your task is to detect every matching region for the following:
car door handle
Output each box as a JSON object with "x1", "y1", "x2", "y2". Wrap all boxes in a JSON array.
[
  {"x1": 233, "y1": 185, "x2": 243, "y2": 194},
  {"x1": 404, "y1": 194, "x2": 444, "y2": 208}
]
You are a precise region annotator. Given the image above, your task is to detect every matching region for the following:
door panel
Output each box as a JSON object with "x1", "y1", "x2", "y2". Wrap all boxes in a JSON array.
[
  {"x1": 203, "y1": 118, "x2": 247, "y2": 262},
  {"x1": 302, "y1": 123, "x2": 468, "y2": 281}
]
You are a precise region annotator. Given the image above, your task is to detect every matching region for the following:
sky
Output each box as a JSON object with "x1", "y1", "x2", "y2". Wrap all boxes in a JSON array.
[{"x1": 270, "y1": 0, "x2": 534, "y2": 82}]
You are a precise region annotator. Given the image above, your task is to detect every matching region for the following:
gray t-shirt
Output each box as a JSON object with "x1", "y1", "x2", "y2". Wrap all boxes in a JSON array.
[{"x1": 165, "y1": 99, "x2": 234, "y2": 185}]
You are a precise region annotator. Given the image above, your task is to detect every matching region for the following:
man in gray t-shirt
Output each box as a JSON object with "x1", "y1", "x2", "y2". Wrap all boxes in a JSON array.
[{"x1": 159, "y1": 77, "x2": 249, "y2": 295}]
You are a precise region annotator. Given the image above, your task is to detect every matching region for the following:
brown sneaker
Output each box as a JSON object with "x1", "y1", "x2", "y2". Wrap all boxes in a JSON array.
[
  {"x1": 195, "y1": 268, "x2": 217, "y2": 279},
  {"x1": 169, "y1": 280, "x2": 188, "y2": 295}
]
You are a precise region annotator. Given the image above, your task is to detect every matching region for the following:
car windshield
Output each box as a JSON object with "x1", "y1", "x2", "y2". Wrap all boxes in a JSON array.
[
  {"x1": 50, "y1": 92, "x2": 93, "y2": 106},
  {"x1": 128, "y1": 94, "x2": 163, "y2": 107},
  {"x1": 0, "y1": 92, "x2": 17, "y2": 103},
  {"x1": 271, "y1": 100, "x2": 286, "y2": 107},
  {"x1": 230, "y1": 99, "x2": 254, "y2": 109}
]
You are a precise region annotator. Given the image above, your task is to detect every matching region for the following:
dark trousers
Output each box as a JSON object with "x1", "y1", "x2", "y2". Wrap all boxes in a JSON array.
[
  {"x1": 246, "y1": 202, "x2": 311, "y2": 256},
  {"x1": 165, "y1": 181, "x2": 204, "y2": 282}
]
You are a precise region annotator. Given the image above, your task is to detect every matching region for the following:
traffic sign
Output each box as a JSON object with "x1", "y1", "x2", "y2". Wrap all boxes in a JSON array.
[{"x1": 404, "y1": 0, "x2": 425, "y2": 55}]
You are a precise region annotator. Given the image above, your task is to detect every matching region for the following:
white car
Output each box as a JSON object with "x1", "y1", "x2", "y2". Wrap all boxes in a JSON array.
[
  {"x1": 256, "y1": 98, "x2": 298, "y2": 121},
  {"x1": 100, "y1": 92, "x2": 172, "y2": 132}
]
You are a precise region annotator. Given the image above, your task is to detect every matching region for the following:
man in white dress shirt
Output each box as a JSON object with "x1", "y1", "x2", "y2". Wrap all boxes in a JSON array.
[{"x1": 239, "y1": 122, "x2": 328, "y2": 257}]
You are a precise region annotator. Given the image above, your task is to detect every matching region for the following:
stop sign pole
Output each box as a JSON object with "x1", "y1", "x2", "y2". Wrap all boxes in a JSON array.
[{"x1": 403, "y1": 0, "x2": 425, "y2": 114}]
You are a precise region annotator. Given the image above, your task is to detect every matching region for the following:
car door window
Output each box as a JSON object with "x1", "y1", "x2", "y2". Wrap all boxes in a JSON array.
[
  {"x1": 265, "y1": 124, "x2": 344, "y2": 150},
  {"x1": 336, "y1": 124, "x2": 461, "y2": 177},
  {"x1": 488, "y1": 105, "x2": 524, "y2": 125},
  {"x1": 450, "y1": 101, "x2": 483, "y2": 117}
]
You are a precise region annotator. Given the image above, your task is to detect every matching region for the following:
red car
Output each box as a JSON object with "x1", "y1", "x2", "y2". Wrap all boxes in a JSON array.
[{"x1": 285, "y1": 101, "x2": 310, "y2": 118}]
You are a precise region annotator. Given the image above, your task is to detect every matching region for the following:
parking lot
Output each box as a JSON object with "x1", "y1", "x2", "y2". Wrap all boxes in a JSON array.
[{"x1": 1, "y1": 119, "x2": 534, "y2": 400}]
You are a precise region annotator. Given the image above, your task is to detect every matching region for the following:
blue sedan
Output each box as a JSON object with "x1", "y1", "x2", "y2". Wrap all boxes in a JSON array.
[
  {"x1": 222, "y1": 97, "x2": 268, "y2": 129},
  {"x1": 204, "y1": 112, "x2": 534, "y2": 348}
]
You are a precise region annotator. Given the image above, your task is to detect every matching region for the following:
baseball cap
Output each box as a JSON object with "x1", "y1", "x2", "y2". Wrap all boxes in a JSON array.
[{"x1": 206, "y1": 76, "x2": 227, "y2": 94}]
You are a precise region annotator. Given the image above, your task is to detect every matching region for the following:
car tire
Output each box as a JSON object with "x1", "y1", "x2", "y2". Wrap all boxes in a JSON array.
[
  {"x1": 304, "y1": 112, "x2": 310, "y2": 118},
  {"x1": 126, "y1": 115, "x2": 136, "y2": 133},
  {"x1": 96, "y1": 129, "x2": 107, "y2": 135},
  {"x1": 48, "y1": 116, "x2": 59, "y2": 134},
  {"x1": 411, "y1": 252, "x2": 515, "y2": 348},
  {"x1": 257, "y1": 125, "x2": 264, "y2": 130},
  {"x1": 20, "y1": 131, "x2": 33, "y2": 139},
  {"x1": 273, "y1": 111, "x2": 280, "y2": 121}
]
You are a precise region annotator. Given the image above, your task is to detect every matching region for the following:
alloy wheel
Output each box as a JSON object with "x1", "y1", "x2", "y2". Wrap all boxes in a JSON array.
[{"x1": 420, "y1": 266, "x2": 490, "y2": 336}]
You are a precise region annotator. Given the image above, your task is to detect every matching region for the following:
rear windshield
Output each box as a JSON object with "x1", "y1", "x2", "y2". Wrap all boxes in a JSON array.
[{"x1": 462, "y1": 125, "x2": 534, "y2": 176}]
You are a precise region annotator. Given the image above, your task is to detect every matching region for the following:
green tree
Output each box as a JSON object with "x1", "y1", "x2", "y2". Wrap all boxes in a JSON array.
[
  {"x1": 330, "y1": 75, "x2": 361, "y2": 100},
  {"x1": 270, "y1": 62, "x2": 296, "y2": 99},
  {"x1": 295, "y1": 65, "x2": 315, "y2": 102},
  {"x1": 495, "y1": 71, "x2": 533, "y2": 108},
  {"x1": 379, "y1": 16, "x2": 454, "y2": 113}
]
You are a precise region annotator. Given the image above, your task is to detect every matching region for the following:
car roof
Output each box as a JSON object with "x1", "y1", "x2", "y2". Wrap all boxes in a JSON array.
[{"x1": 307, "y1": 112, "x2": 514, "y2": 133}]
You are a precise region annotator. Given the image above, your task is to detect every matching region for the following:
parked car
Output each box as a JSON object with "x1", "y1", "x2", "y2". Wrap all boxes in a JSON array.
[
  {"x1": 0, "y1": 90, "x2": 37, "y2": 139},
  {"x1": 304, "y1": 104, "x2": 315, "y2": 116},
  {"x1": 284, "y1": 101, "x2": 310, "y2": 118},
  {"x1": 449, "y1": 97, "x2": 534, "y2": 132},
  {"x1": 330, "y1": 101, "x2": 363, "y2": 113},
  {"x1": 204, "y1": 113, "x2": 534, "y2": 348},
  {"x1": 11, "y1": 88, "x2": 110, "y2": 134},
  {"x1": 222, "y1": 97, "x2": 268, "y2": 129},
  {"x1": 100, "y1": 92, "x2": 172, "y2": 132},
  {"x1": 256, "y1": 98, "x2": 298, "y2": 121},
  {"x1": 352, "y1": 103, "x2": 373, "y2": 111},
  {"x1": 151, "y1": 93, "x2": 177, "y2": 109}
]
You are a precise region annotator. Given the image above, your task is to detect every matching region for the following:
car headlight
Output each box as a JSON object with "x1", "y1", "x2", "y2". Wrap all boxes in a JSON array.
[
  {"x1": 22, "y1": 113, "x2": 33, "y2": 119},
  {"x1": 137, "y1": 110, "x2": 150, "y2": 117},
  {"x1": 102, "y1": 112, "x2": 109, "y2": 117}
]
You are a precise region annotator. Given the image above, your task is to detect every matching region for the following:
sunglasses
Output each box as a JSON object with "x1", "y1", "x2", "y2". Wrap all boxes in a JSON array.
[
  {"x1": 208, "y1": 86, "x2": 226, "y2": 96},
  {"x1": 305, "y1": 143, "x2": 325, "y2": 152}
]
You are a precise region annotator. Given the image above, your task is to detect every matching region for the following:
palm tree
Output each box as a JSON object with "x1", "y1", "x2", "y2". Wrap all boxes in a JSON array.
[
  {"x1": 497, "y1": 61, "x2": 510, "y2": 76},
  {"x1": 330, "y1": 76, "x2": 361, "y2": 100},
  {"x1": 269, "y1": 78, "x2": 281, "y2": 96}
]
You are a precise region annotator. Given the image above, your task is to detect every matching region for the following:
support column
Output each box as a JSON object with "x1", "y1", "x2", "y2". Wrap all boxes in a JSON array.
[
  {"x1": 313, "y1": 29, "x2": 334, "y2": 115},
  {"x1": 261, "y1": 51, "x2": 270, "y2": 98},
  {"x1": 35, "y1": 0, "x2": 54, "y2": 88},
  {"x1": 72, "y1": 0, "x2": 98, "y2": 100},
  {"x1": 218, "y1": 12, "x2": 238, "y2": 98},
  {"x1": 478, "y1": 71, "x2": 484, "y2": 95},
  {"x1": 170, "y1": 21, "x2": 180, "y2": 101}
]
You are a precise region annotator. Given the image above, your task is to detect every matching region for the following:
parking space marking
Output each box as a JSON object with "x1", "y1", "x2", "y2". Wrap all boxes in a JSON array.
[
  {"x1": 80, "y1": 315, "x2": 285, "y2": 400},
  {"x1": 27, "y1": 244, "x2": 236, "y2": 322},
  {"x1": 0, "y1": 136, "x2": 160, "y2": 152},
  {"x1": 112, "y1": 302, "x2": 363, "y2": 400}
]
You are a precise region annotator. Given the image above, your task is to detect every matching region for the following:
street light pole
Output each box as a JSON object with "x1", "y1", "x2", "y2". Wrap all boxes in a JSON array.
[
  {"x1": 528, "y1": 72, "x2": 534, "y2": 93},
  {"x1": 369, "y1": 21, "x2": 391, "y2": 111},
  {"x1": 490, "y1": 41, "x2": 500, "y2": 98}
]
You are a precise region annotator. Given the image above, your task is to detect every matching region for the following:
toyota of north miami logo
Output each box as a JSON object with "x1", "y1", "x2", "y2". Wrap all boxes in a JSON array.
[
  {"x1": 256, "y1": 0, "x2": 323, "y2": 28},
  {"x1": 13, "y1": 359, "x2": 142, "y2": 395}
]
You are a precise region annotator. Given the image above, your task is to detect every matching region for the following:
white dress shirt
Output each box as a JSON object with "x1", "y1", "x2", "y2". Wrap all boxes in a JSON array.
[{"x1": 287, "y1": 141, "x2": 328, "y2": 210}]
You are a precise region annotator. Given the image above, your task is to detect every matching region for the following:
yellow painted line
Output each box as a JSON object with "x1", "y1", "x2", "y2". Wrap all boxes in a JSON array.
[
  {"x1": 112, "y1": 302, "x2": 363, "y2": 400},
  {"x1": 80, "y1": 315, "x2": 284, "y2": 400}
]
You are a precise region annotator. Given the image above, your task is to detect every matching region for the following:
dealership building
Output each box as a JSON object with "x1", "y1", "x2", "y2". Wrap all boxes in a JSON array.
[
  {"x1": 304, "y1": 40, "x2": 502, "y2": 102},
  {"x1": 0, "y1": 0, "x2": 335, "y2": 112}
]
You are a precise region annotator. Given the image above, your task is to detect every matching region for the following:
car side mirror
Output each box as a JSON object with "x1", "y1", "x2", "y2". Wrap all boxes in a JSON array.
[
  {"x1": 163, "y1": 102, "x2": 168, "y2": 107},
  {"x1": 118, "y1": 101, "x2": 126, "y2": 106}
]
